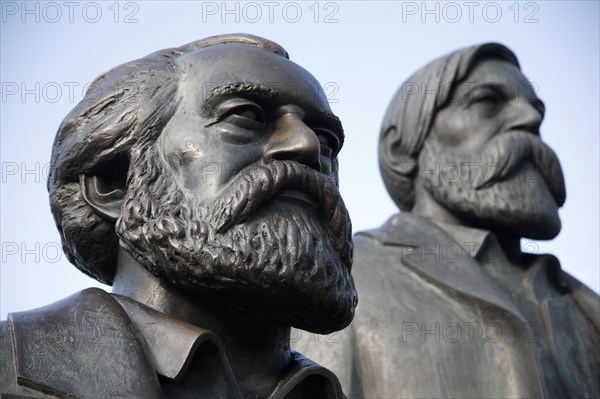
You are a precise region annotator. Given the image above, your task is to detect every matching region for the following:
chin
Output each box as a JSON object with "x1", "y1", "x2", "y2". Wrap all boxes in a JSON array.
[
  {"x1": 429, "y1": 163, "x2": 563, "y2": 240},
  {"x1": 510, "y1": 205, "x2": 561, "y2": 240},
  {"x1": 472, "y1": 203, "x2": 562, "y2": 240}
]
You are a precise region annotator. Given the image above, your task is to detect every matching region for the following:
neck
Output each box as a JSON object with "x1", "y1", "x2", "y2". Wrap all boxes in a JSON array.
[
  {"x1": 412, "y1": 178, "x2": 467, "y2": 225},
  {"x1": 493, "y1": 233, "x2": 524, "y2": 265},
  {"x1": 412, "y1": 182, "x2": 525, "y2": 265},
  {"x1": 112, "y1": 246, "x2": 291, "y2": 397}
]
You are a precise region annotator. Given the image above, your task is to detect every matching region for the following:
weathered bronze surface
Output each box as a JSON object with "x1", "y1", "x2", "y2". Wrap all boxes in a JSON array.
[
  {"x1": 0, "y1": 34, "x2": 357, "y2": 398},
  {"x1": 295, "y1": 43, "x2": 600, "y2": 398}
]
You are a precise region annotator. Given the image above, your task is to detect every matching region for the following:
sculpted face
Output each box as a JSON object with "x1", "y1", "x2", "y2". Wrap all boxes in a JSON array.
[
  {"x1": 420, "y1": 58, "x2": 566, "y2": 239},
  {"x1": 157, "y1": 43, "x2": 342, "y2": 201},
  {"x1": 430, "y1": 59, "x2": 544, "y2": 150},
  {"x1": 116, "y1": 44, "x2": 356, "y2": 333}
]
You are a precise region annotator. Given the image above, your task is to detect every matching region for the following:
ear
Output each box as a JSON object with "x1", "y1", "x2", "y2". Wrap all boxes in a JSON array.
[
  {"x1": 79, "y1": 174, "x2": 126, "y2": 222},
  {"x1": 380, "y1": 126, "x2": 417, "y2": 177}
]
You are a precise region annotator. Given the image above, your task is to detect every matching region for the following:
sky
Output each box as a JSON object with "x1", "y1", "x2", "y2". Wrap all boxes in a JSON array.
[{"x1": 1, "y1": 1, "x2": 599, "y2": 318}]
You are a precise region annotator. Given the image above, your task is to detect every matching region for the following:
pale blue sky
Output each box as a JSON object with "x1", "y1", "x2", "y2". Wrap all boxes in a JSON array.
[{"x1": 1, "y1": 1, "x2": 599, "y2": 318}]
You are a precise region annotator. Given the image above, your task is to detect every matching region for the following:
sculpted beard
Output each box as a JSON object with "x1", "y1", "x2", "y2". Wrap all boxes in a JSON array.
[
  {"x1": 115, "y1": 145, "x2": 357, "y2": 333},
  {"x1": 420, "y1": 131, "x2": 566, "y2": 239}
]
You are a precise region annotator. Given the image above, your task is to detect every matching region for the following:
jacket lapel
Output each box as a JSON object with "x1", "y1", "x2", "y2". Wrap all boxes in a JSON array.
[
  {"x1": 358, "y1": 213, "x2": 526, "y2": 323},
  {"x1": 525, "y1": 256, "x2": 600, "y2": 397}
]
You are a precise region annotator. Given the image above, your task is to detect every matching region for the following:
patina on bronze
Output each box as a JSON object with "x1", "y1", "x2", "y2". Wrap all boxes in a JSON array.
[
  {"x1": 295, "y1": 43, "x2": 599, "y2": 398},
  {"x1": 0, "y1": 34, "x2": 357, "y2": 399}
]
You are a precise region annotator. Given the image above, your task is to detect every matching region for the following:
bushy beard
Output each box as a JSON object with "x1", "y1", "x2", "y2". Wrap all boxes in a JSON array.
[
  {"x1": 115, "y1": 145, "x2": 357, "y2": 333},
  {"x1": 420, "y1": 131, "x2": 566, "y2": 239}
]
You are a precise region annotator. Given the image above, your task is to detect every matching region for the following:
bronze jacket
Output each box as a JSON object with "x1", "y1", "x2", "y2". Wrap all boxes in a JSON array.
[
  {"x1": 1, "y1": 288, "x2": 345, "y2": 399},
  {"x1": 295, "y1": 213, "x2": 600, "y2": 398}
]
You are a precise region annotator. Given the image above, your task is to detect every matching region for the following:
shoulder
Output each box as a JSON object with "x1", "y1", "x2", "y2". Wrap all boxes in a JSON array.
[
  {"x1": 353, "y1": 212, "x2": 443, "y2": 274},
  {"x1": 355, "y1": 212, "x2": 441, "y2": 247},
  {"x1": 563, "y1": 271, "x2": 600, "y2": 332},
  {"x1": 8, "y1": 287, "x2": 131, "y2": 347},
  {"x1": 3, "y1": 288, "x2": 160, "y2": 399}
]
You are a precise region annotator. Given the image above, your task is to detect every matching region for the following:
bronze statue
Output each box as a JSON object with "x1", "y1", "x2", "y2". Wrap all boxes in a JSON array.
[
  {"x1": 295, "y1": 43, "x2": 599, "y2": 398},
  {"x1": 0, "y1": 34, "x2": 357, "y2": 398}
]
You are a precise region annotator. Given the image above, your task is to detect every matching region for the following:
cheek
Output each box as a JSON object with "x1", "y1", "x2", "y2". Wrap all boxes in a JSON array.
[
  {"x1": 432, "y1": 109, "x2": 494, "y2": 150},
  {"x1": 432, "y1": 109, "x2": 474, "y2": 145},
  {"x1": 182, "y1": 144, "x2": 264, "y2": 193},
  {"x1": 158, "y1": 134, "x2": 222, "y2": 194},
  {"x1": 164, "y1": 140, "x2": 204, "y2": 173},
  {"x1": 158, "y1": 121, "x2": 213, "y2": 175}
]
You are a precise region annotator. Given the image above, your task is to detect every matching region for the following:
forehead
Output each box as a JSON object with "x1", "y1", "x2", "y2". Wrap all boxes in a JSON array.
[
  {"x1": 176, "y1": 44, "x2": 332, "y2": 114},
  {"x1": 457, "y1": 58, "x2": 537, "y2": 98}
]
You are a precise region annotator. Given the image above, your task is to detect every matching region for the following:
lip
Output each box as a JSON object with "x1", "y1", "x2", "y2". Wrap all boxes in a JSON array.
[{"x1": 276, "y1": 189, "x2": 318, "y2": 209}]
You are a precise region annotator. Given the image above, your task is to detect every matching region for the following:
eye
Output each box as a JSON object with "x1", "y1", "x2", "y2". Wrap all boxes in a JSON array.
[
  {"x1": 237, "y1": 107, "x2": 263, "y2": 122},
  {"x1": 313, "y1": 128, "x2": 340, "y2": 158},
  {"x1": 467, "y1": 87, "x2": 505, "y2": 115},
  {"x1": 213, "y1": 98, "x2": 267, "y2": 130},
  {"x1": 208, "y1": 98, "x2": 269, "y2": 144},
  {"x1": 222, "y1": 104, "x2": 266, "y2": 130},
  {"x1": 472, "y1": 92, "x2": 501, "y2": 106},
  {"x1": 476, "y1": 94, "x2": 498, "y2": 104}
]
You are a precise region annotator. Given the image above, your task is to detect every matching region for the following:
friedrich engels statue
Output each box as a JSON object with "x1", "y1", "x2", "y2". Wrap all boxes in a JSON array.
[
  {"x1": 294, "y1": 42, "x2": 599, "y2": 398},
  {"x1": 0, "y1": 34, "x2": 357, "y2": 399}
]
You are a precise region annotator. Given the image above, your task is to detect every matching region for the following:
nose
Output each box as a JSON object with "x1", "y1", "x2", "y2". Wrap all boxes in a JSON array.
[
  {"x1": 507, "y1": 100, "x2": 543, "y2": 135},
  {"x1": 264, "y1": 106, "x2": 321, "y2": 171}
]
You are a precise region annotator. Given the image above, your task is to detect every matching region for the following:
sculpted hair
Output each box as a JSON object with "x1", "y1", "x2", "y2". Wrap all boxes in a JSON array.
[
  {"x1": 48, "y1": 34, "x2": 289, "y2": 284},
  {"x1": 379, "y1": 43, "x2": 519, "y2": 211}
]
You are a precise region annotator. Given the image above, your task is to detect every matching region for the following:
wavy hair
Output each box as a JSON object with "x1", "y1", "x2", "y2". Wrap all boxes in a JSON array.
[
  {"x1": 48, "y1": 34, "x2": 289, "y2": 284},
  {"x1": 378, "y1": 43, "x2": 519, "y2": 211}
]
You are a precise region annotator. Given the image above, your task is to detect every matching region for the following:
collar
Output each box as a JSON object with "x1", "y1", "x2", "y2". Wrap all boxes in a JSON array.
[
  {"x1": 361, "y1": 213, "x2": 569, "y2": 299},
  {"x1": 113, "y1": 294, "x2": 234, "y2": 382},
  {"x1": 428, "y1": 219, "x2": 571, "y2": 295},
  {"x1": 113, "y1": 294, "x2": 344, "y2": 398},
  {"x1": 429, "y1": 219, "x2": 491, "y2": 259}
]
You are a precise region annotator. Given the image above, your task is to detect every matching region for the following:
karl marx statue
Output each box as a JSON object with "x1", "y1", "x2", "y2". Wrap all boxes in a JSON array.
[
  {"x1": 295, "y1": 43, "x2": 599, "y2": 398},
  {"x1": 0, "y1": 34, "x2": 357, "y2": 399}
]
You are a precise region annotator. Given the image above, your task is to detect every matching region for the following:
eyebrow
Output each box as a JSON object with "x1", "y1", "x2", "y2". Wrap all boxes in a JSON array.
[
  {"x1": 201, "y1": 82, "x2": 276, "y2": 114},
  {"x1": 201, "y1": 82, "x2": 345, "y2": 143},
  {"x1": 457, "y1": 82, "x2": 546, "y2": 114},
  {"x1": 455, "y1": 82, "x2": 502, "y2": 98}
]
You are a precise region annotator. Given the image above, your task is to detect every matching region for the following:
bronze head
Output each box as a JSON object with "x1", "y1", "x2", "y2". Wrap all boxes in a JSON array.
[
  {"x1": 48, "y1": 34, "x2": 357, "y2": 333},
  {"x1": 379, "y1": 43, "x2": 566, "y2": 239}
]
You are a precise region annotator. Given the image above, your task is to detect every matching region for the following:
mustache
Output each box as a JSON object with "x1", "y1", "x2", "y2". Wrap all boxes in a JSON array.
[
  {"x1": 206, "y1": 160, "x2": 353, "y2": 267},
  {"x1": 473, "y1": 131, "x2": 566, "y2": 206}
]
